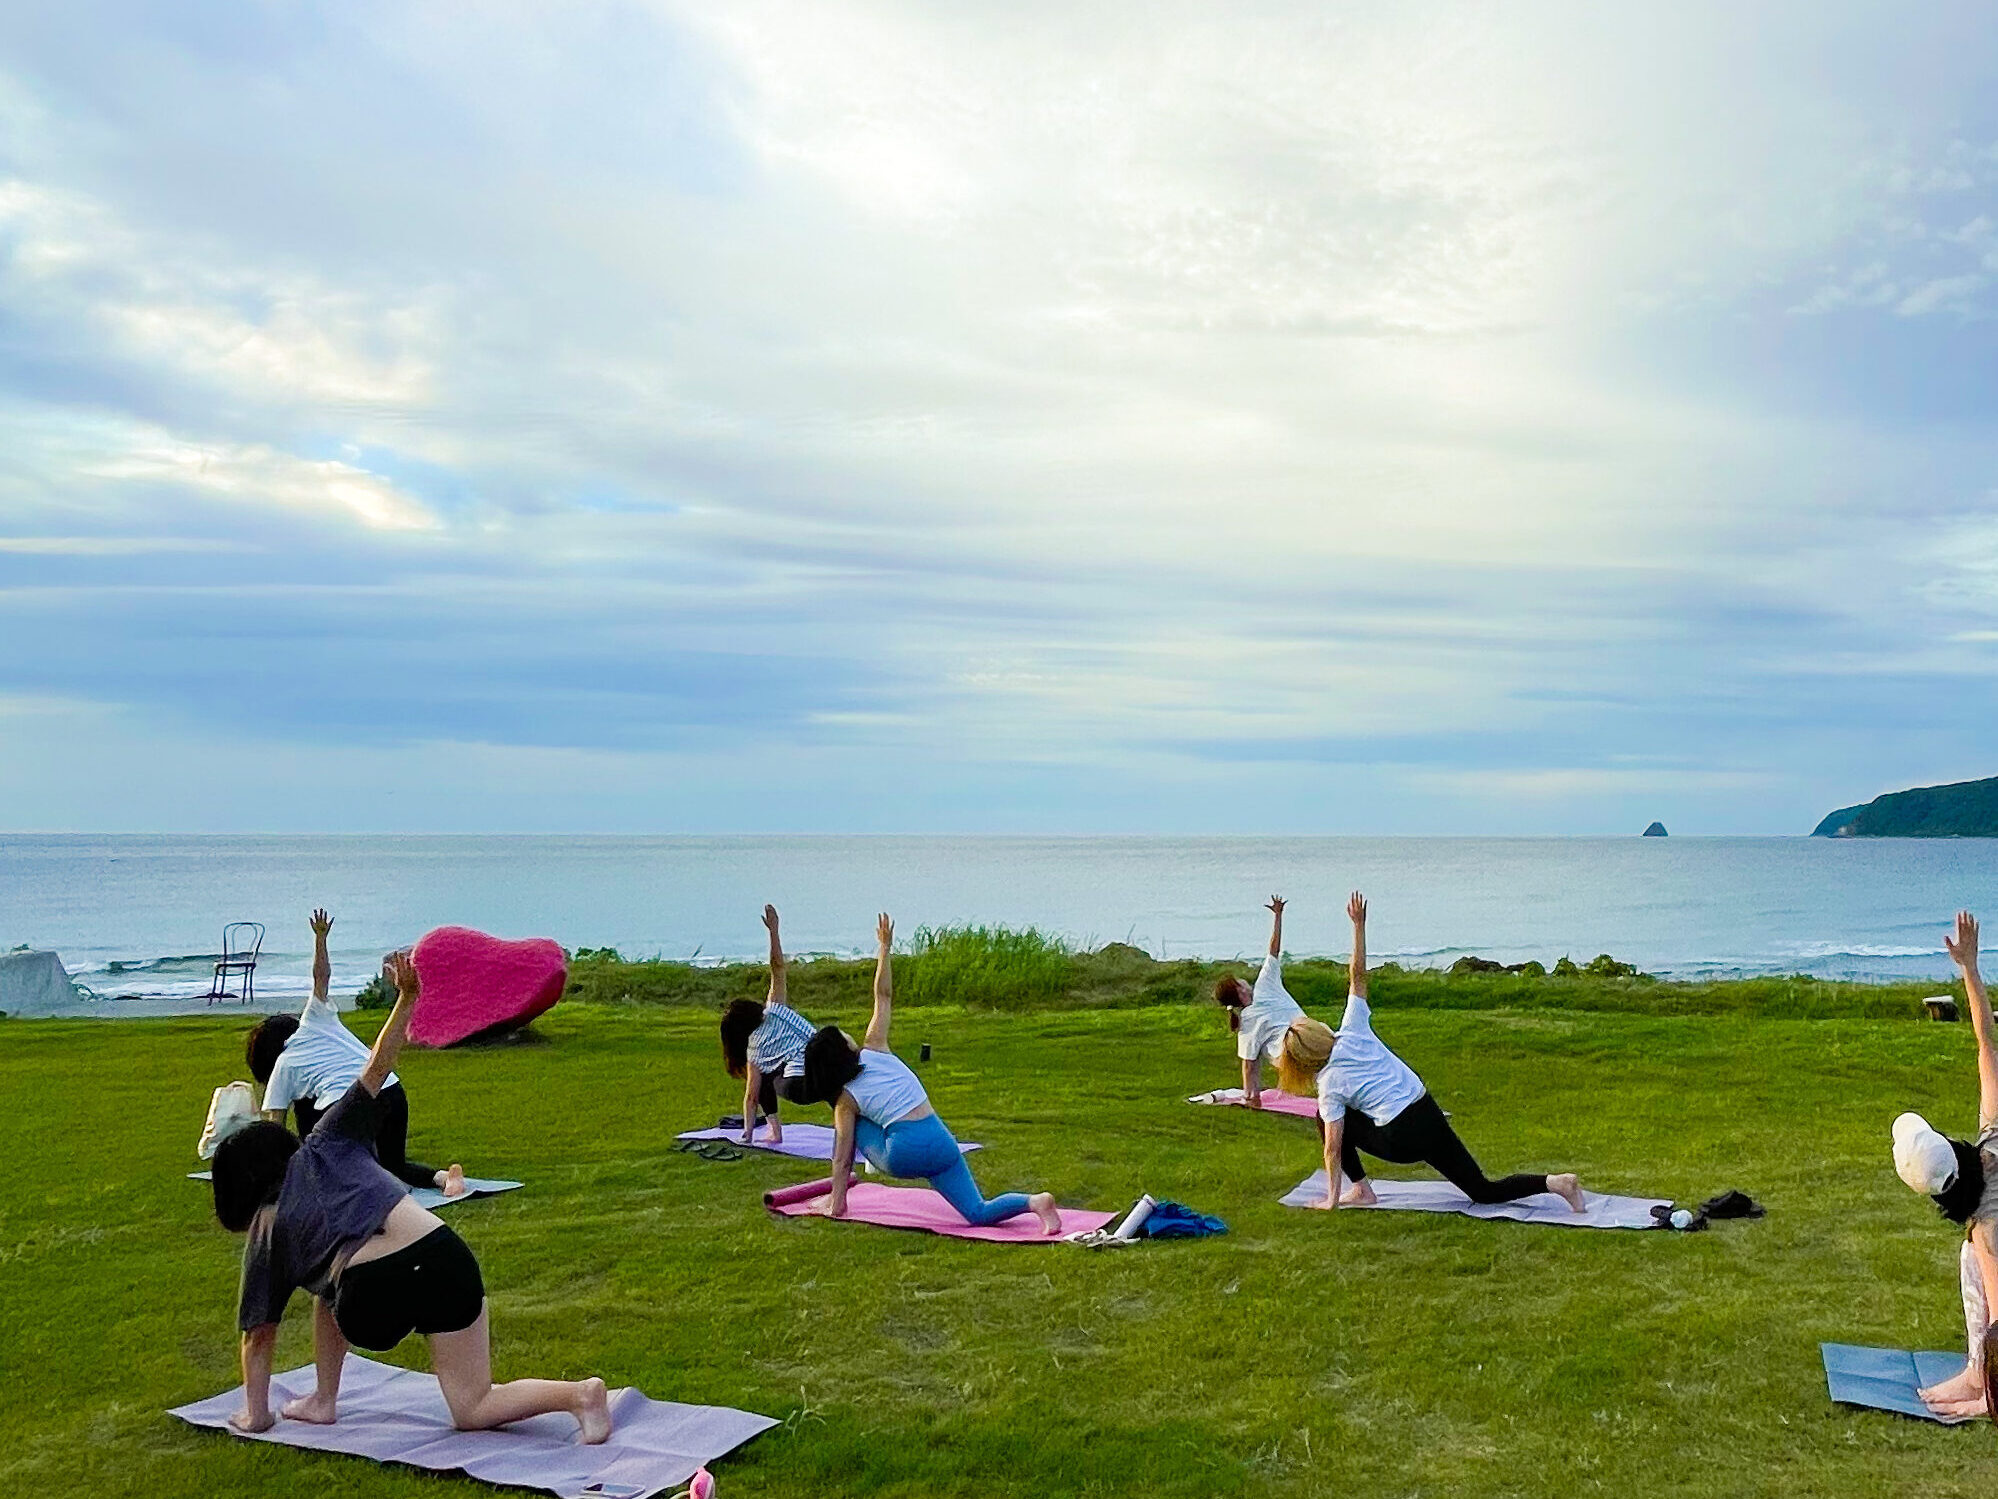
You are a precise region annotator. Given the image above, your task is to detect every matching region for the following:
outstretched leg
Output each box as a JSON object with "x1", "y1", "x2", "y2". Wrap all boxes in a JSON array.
[
  {"x1": 1391, "y1": 1095, "x2": 1579, "y2": 1209},
  {"x1": 430, "y1": 1305, "x2": 612, "y2": 1442},
  {"x1": 375, "y1": 1082, "x2": 461, "y2": 1194},
  {"x1": 927, "y1": 1153, "x2": 1050, "y2": 1231}
]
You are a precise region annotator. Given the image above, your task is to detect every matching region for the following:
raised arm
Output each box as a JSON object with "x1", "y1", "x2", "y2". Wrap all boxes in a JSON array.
[
  {"x1": 763, "y1": 904, "x2": 788, "y2": 1008},
  {"x1": 1945, "y1": 911, "x2": 1998, "y2": 1132},
  {"x1": 863, "y1": 913, "x2": 894, "y2": 1053},
  {"x1": 308, "y1": 908, "x2": 333, "y2": 1007},
  {"x1": 1347, "y1": 891, "x2": 1368, "y2": 998},
  {"x1": 359, "y1": 952, "x2": 420, "y2": 1096},
  {"x1": 1266, "y1": 895, "x2": 1285, "y2": 957}
]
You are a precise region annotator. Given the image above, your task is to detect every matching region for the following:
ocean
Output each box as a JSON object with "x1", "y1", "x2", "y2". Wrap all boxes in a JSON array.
[{"x1": 6, "y1": 833, "x2": 1997, "y2": 1002}]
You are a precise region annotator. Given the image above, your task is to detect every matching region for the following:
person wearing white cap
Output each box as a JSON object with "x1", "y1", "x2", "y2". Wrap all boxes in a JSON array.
[{"x1": 1896, "y1": 910, "x2": 1998, "y2": 1420}]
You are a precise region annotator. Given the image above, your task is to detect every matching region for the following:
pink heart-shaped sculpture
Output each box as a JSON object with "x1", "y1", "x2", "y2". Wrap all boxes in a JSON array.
[{"x1": 408, "y1": 926, "x2": 567, "y2": 1047}]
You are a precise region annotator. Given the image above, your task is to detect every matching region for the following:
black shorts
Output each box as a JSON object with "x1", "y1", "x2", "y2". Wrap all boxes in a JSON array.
[{"x1": 333, "y1": 1225, "x2": 485, "y2": 1351}]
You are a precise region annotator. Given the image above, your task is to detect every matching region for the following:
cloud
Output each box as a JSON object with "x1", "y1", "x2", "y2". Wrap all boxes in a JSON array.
[{"x1": 1, "y1": 4, "x2": 1997, "y2": 830}]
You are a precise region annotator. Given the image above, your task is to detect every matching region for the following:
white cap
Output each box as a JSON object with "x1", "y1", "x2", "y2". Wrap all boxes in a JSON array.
[{"x1": 1892, "y1": 1112, "x2": 1958, "y2": 1195}]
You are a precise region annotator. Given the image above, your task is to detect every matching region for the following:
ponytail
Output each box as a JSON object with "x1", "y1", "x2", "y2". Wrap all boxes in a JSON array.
[{"x1": 1213, "y1": 976, "x2": 1245, "y2": 1032}]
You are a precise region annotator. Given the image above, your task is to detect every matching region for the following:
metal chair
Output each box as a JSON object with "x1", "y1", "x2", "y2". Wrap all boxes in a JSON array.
[{"x1": 207, "y1": 922, "x2": 266, "y2": 1005}]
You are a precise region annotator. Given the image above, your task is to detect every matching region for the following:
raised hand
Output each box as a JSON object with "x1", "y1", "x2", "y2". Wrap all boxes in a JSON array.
[
  {"x1": 309, "y1": 908, "x2": 333, "y2": 937},
  {"x1": 1948, "y1": 910, "x2": 1981, "y2": 970},
  {"x1": 762, "y1": 904, "x2": 780, "y2": 934},
  {"x1": 1266, "y1": 895, "x2": 1285, "y2": 917},
  {"x1": 385, "y1": 950, "x2": 420, "y2": 996},
  {"x1": 877, "y1": 912, "x2": 894, "y2": 949},
  {"x1": 1347, "y1": 891, "x2": 1367, "y2": 926}
]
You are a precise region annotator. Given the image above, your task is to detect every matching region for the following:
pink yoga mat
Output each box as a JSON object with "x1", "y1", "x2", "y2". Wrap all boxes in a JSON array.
[
  {"x1": 766, "y1": 1178, "x2": 1115, "y2": 1241},
  {"x1": 1188, "y1": 1087, "x2": 1319, "y2": 1118}
]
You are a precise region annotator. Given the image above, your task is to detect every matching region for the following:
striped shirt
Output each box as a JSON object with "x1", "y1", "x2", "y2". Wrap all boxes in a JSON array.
[{"x1": 748, "y1": 1001, "x2": 815, "y2": 1077}]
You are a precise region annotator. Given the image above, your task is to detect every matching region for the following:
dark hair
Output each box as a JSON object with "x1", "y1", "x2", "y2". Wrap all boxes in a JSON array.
[
  {"x1": 1213, "y1": 975, "x2": 1245, "y2": 1033},
  {"x1": 1934, "y1": 1138, "x2": 1987, "y2": 1226},
  {"x1": 799, "y1": 1025, "x2": 863, "y2": 1107},
  {"x1": 245, "y1": 1014, "x2": 300, "y2": 1085},
  {"x1": 720, "y1": 999, "x2": 766, "y2": 1078},
  {"x1": 211, "y1": 1121, "x2": 300, "y2": 1231}
]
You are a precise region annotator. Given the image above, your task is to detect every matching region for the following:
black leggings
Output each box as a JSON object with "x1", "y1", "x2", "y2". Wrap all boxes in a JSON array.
[
  {"x1": 294, "y1": 1081, "x2": 441, "y2": 1192},
  {"x1": 755, "y1": 1070, "x2": 811, "y2": 1117},
  {"x1": 1333, "y1": 1093, "x2": 1549, "y2": 1205},
  {"x1": 333, "y1": 1224, "x2": 485, "y2": 1351}
]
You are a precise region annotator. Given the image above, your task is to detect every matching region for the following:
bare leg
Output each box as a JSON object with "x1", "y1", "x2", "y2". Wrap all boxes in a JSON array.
[
  {"x1": 283, "y1": 1298, "x2": 345, "y2": 1423},
  {"x1": 430, "y1": 1304, "x2": 612, "y2": 1443},
  {"x1": 1923, "y1": 1244, "x2": 1989, "y2": 1410}
]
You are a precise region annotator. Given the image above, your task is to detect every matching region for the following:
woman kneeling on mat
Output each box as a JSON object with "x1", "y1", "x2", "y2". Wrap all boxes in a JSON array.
[
  {"x1": 1894, "y1": 911, "x2": 1998, "y2": 1421},
  {"x1": 719, "y1": 905, "x2": 818, "y2": 1146},
  {"x1": 800, "y1": 913, "x2": 1063, "y2": 1234},
  {"x1": 1289, "y1": 892, "x2": 1585, "y2": 1215},
  {"x1": 211, "y1": 951, "x2": 612, "y2": 1442},
  {"x1": 1213, "y1": 896, "x2": 1306, "y2": 1106}
]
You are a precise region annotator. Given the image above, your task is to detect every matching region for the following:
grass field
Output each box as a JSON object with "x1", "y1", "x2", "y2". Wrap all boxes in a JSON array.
[{"x1": 8, "y1": 974, "x2": 1998, "y2": 1496}]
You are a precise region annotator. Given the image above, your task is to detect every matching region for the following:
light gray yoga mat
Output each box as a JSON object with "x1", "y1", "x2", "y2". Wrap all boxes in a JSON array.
[
  {"x1": 188, "y1": 1172, "x2": 523, "y2": 1211},
  {"x1": 170, "y1": 1352, "x2": 778, "y2": 1499},
  {"x1": 1821, "y1": 1342, "x2": 1978, "y2": 1424},
  {"x1": 1280, "y1": 1170, "x2": 1667, "y2": 1229}
]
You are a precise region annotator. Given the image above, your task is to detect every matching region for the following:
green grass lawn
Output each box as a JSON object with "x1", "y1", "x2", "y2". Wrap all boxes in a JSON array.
[{"x1": 7, "y1": 996, "x2": 1998, "y2": 1496}]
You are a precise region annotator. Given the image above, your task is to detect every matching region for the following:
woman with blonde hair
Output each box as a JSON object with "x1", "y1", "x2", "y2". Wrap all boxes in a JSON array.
[{"x1": 1291, "y1": 892, "x2": 1586, "y2": 1214}]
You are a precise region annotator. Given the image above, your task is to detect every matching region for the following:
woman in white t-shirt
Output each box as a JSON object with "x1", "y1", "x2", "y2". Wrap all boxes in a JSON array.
[
  {"x1": 798, "y1": 913, "x2": 1063, "y2": 1233},
  {"x1": 245, "y1": 910, "x2": 467, "y2": 1198},
  {"x1": 1891, "y1": 911, "x2": 1998, "y2": 1420},
  {"x1": 1213, "y1": 896, "x2": 1309, "y2": 1106},
  {"x1": 1279, "y1": 892, "x2": 1586, "y2": 1214}
]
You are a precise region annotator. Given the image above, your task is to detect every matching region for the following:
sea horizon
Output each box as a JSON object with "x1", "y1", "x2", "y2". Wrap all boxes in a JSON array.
[{"x1": 9, "y1": 831, "x2": 1996, "y2": 999}]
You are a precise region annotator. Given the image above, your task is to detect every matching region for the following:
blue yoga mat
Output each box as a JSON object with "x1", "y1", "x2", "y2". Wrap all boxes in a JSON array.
[{"x1": 1821, "y1": 1342, "x2": 1978, "y2": 1424}]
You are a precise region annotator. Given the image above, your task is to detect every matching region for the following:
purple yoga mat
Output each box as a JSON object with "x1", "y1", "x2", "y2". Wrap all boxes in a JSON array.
[
  {"x1": 766, "y1": 1178, "x2": 1115, "y2": 1241},
  {"x1": 170, "y1": 1352, "x2": 777, "y2": 1499},
  {"x1": 679, "y1": 1123, "x2": 980, "y2": 1161},
  {"x1": 1188, "y1": 1087, "x2": 1319, "y2": 1118}
]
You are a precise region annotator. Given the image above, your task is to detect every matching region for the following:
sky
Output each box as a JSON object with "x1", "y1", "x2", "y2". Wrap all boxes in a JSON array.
[{"x1": 3, "y1": 2, "x2": 1998, "y2": 834}]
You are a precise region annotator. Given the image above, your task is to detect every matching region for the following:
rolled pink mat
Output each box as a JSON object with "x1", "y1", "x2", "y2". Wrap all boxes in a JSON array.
[
  {"x1": 762, "y1": 1175, "x2": 857, "y2": 1209},
  {"x1": 408, "y1": 926, "x2": 567, "y2": 1047}
]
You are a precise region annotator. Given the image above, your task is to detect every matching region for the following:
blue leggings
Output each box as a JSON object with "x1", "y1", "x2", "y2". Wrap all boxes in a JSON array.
[{"x1": 854, "y1": 1111, "x2": 1033, "y2": 1227}]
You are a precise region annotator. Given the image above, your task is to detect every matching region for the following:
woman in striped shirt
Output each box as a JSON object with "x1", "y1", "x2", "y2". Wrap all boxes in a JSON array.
[{"x1": 720, "y1": 905, "x2": 819, "y2": 1146}]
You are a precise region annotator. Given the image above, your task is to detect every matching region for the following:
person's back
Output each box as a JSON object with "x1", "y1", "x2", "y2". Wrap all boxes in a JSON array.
[
  {"x1": 1320, "y1": 993, "x2": 1425, "y2": 1125},
  {"x1": 265, "y1": 997, "x2": 396, "y2": 1121},
  {"x1": 847, "y1": 1049, "x2": 928, "y2": 1125}
]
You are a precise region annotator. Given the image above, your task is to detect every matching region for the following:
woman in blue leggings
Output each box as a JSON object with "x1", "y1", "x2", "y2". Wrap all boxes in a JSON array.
[{"x1": 800, "y1": 913, "x2": 1063, "y2": 1233}]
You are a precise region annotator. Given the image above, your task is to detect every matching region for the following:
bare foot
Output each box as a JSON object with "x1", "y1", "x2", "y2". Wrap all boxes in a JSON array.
[
  {"x1": 280, "y1": 1391, "x2": 337, "y2": 1424},
  {"x1": 1922, "y1": 1368, "x2": 1985, "y2": 1406},
  {"x1": 575, "y1": 1377, "x2": 612, "y2": 1444},
  {"x1": 1030, "y1": 1191, "x2": 1063, "y2": 1236},
  {"x1": 440, "y1": 1164, "x2": 467, "y2": 1198},
  {"x1": 1548, "y1": 1173, "x2": 1586, "y2": 1213},
  {"x1": 1928, "y1": 1393, "x2": 1986, "y2": 1419},
  {"x1": 1339, "y1": 1181, "x2": 1378, "y2": 1206}
]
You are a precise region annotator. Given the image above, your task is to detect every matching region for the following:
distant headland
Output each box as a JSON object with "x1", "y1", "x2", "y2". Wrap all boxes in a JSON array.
[{"x1": 1812, "y1": 775, "x2": 1998, "y2": 837}]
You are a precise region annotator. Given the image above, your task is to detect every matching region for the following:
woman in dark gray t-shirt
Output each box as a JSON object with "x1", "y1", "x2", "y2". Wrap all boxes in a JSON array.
[{"x1": 211, "y1": 952, "x2": 612, "y2": 1443}]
